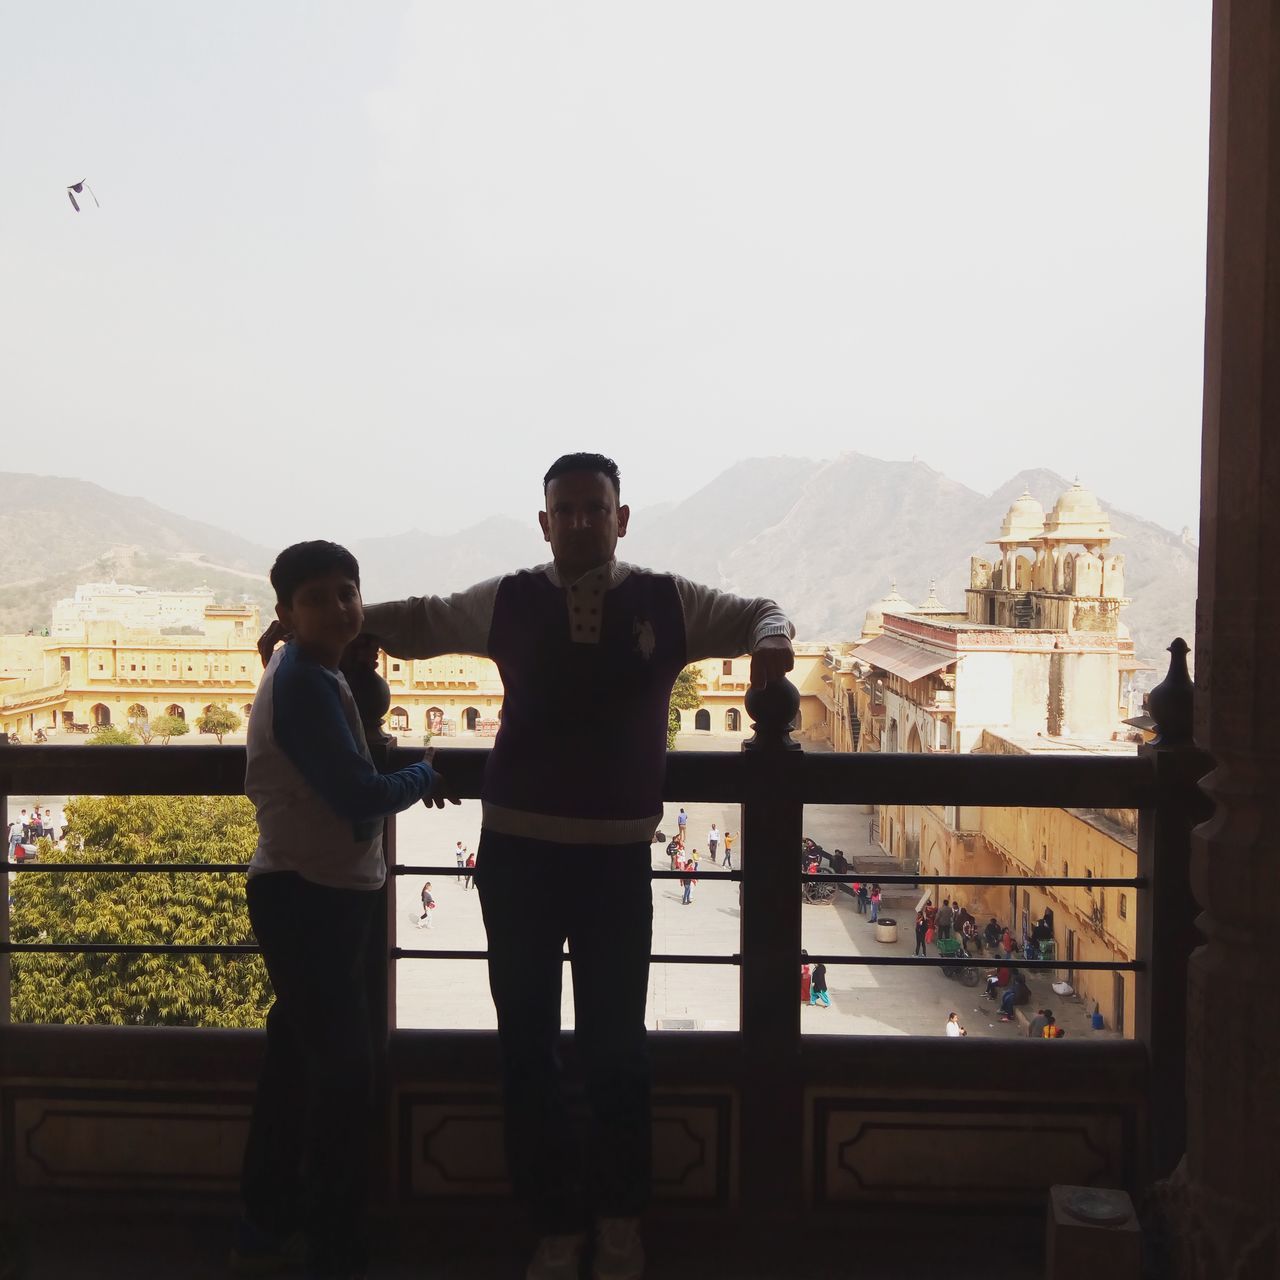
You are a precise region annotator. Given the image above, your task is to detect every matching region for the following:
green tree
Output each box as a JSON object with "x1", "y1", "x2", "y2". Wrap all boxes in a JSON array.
[
  {"x1": 667, "y1": 665, "x2": 704, "y2": 749},
  {"x1": 151, "y1": 714, "x2": 190, "y2": 745},
  {"x1": 195, "y1": 703, "x2": 242, "y2": 743},
  {"x1": 89, "y1": 725, "x2": 138, "y2": 745},
  {"x1": 10, "y1": 795, "x2": 270, "y2": 1027}
]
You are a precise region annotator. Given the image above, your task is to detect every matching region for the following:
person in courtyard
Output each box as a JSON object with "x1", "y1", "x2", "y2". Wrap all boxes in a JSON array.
[
  {"x1": 666, "y1": 837, "x2": 681, "y2": 871},
  {"x1": 984, "y1": 917, "x2": 1002, "y2": 950},
  {"x1": 946, "y1": 1012, "x2": 966, "y2": 1037},
  {"x1": 464, "y1": 849, "x2": 477, "y2": 889},
  {"x1": 707, "y1": 824, "x2": 719, "y2": 863},
  {"x1": 1000, "y1": 926, "x2": 1016, "y2": 959},
  {"x1": 236, "y1": 540, "x2": 454, "y2": 1280},
  {"x1": 455, "y1": 840, "x2": 467, "y2": 883},
  {"x1": 1028, "y1": 1008, "x2": 1048, "y2": 1039},
  {"x1": 308, "y1": 453, "x2": 795, "y2": 1280},
  {"x1": 722, "y1": 831, "x2": 734, "y2": 870},
  {"x1": 869, "y1": 883, "x2": 882, "y2": 922},
  {"x1": 680, "y1": 859, "x2": 697, "y2": 905},
  {"x1": 677, "y1": 808, "x2": 687, "y2": 842},
  {"x1": 1042, "y1": 1012, "x2": 1065, "y2": 1038},
  {"x1": 936, "y1": 899, "x2": 953, "y2": 940},
  {"x1": 914, "y1": 911, "x2": 929, "y2": 957},
  {"x1": 853, "y1": 880, "x2": 866, "y2": 914},
  {"x1": 419, "y1": 880, "x2": 436, "y2": 926},
  {"x1": 809, "y1": 960, "x2": 830, "y2": 1008},
  {"x1": 800, "y1": 952, "x2": 811, "y2": 1004},
  {"x1": 6, "y1": 810, "x2": 26, "y2": 860}
]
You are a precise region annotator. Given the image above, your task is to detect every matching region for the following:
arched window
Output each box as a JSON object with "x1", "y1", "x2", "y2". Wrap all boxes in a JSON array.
[
  {"x1": 127, "y1": 703, "x2": 148, "y2": 722},
  {"x1": 90, "y1": 703, "x2": 111, "y2": 727},
  {"x1": 165, "y1": 704, "x2": 186, "y2": 721},
  {"x1": 242, "y1": 703, "x2": 253, "y2": 719},
  {"x1": 906, "y1": 724, "x2": 923, "y2": 754},
  {"x1": 694, "y1": 708, "x2": 711, "y2": 731},
  {"x1": 463, "y1": 706, "x2": 480, "y2": 732},
  {"x1": 426, "y1": 707, "x2": 444, "y2": 735},
  {"x1": 725, "y1": 708, "x2": 741, "y2": 732},
  {"x1": 389, "y1": 706, "x2": 410, "y2": 731}
]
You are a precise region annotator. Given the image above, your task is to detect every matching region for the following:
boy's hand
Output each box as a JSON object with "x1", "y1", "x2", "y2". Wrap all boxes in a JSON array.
[
  {"x1": 423, "y1": 770, "x2": 461, "y2": 809},
  {"x1": 421, "y1": 748, "x2": 461, "y2": 809},
  {"x1": 258, "y1": 619, "x2": 290, "y2": 666}
]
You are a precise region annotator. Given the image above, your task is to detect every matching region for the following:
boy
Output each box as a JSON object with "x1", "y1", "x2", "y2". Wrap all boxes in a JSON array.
[{"x1": 233, "y1": 541, "x2": 452, "y2": 1280}]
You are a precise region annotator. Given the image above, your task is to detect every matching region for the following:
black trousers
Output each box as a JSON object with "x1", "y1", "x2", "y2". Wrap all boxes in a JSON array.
[
  {"x1": 475, "y1": 830, "x2": 653, "y2": 1234},
  {"x1": 241, "y1": 871, "x2": 381, "y2": 1273}
]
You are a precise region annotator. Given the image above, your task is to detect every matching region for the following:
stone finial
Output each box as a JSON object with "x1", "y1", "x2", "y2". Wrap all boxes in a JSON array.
[
  {"x1": 743, "y1": 676, "x2": 802, "y2": 752},
  {"x1": 343, "y1": 657, "x2": 393, "y2": 749},
  {"x1": 1148, "y1": 637, "x2": 1194, "y2": 747}
]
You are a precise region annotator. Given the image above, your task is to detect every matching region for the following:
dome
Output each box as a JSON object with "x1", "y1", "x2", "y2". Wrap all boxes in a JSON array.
[
  {"x1": 861, "y1": 582, "x2": 917, "y2": 640},
  {"x1": 912, "y1": 581, "x2": 950, "y2": 614},
  {"x1": 1042, "y1": 480, "x2": 1111, "y2": 542},
  {"x1": 992, "y1": 490, "x2": 1045, "y2": 543}
]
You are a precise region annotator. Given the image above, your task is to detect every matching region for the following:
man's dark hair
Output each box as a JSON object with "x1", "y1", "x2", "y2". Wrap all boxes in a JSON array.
[
  {"x1": 543, "y1": 452, "x2": 621, "y2": 499},
  {"x1": 270, "y1": 540, "x2": 360, "y2": 607}
]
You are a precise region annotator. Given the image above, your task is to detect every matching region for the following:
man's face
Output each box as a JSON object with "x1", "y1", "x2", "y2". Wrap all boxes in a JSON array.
[
  {"x1": 277, "y1": 572, "x2": 363, "y2": 659},
  {"x1": 539, "y1": 471, "x2": 629, "y2": 576}
]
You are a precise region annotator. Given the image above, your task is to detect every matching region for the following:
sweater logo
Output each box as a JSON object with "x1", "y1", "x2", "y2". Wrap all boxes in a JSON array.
[{"x1": 633, "y1": 619, "x2": 656, "y2": 660}]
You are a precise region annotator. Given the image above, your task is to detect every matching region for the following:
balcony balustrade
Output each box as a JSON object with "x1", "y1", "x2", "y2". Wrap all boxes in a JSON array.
[{"x1": 0, "y1": 659, "x2": 1210, "y2": 1263}]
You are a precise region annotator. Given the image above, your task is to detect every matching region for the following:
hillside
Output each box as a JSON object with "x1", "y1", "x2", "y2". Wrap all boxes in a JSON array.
[
  {"x1": 0, "y1": 473, "x2": 273, "y2": 634},
  {"x1": 623, "y1": 455, "x2": 1197, "y2": 663},
  {"x1": 2, "y1": 460, "x2": 1196, "y2": 663}
]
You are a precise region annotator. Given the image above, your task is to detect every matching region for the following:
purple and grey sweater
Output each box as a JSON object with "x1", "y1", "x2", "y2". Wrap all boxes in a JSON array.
[{"x1": 362, "y1": 560, "x2": 793, "y2": 845}]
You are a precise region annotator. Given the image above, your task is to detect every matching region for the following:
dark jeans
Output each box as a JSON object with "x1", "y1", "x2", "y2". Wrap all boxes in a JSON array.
[
  {"x1": 241, "y1": 872, "x2": 381, "y2": 1273},
  {"x1": 475, "y1": 831, "x2": 653, "y2": 1234}
]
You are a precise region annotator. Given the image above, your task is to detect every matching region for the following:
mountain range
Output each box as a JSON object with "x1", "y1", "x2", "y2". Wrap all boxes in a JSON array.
[{"x1": 0, "y1": 458, "x2": 1197, "y2": 663}]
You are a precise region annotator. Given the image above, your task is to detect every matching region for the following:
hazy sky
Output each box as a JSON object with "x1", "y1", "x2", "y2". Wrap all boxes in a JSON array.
[{"x1": 1, "y1": 2, "x2": 1211, "y2": 547}]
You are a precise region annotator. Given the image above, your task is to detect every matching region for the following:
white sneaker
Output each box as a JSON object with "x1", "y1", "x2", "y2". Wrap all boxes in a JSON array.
[
  {"x1": 593, "y1": 1217, "x2": 644, "y2": 1280},
  {"x1": 527, "y1": 1232, "x2": 586, "y2": 1280}
]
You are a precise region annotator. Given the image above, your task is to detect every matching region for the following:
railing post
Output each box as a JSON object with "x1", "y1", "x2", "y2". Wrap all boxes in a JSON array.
[
  {"x1": 739, "y1": 677, "x2": 805, "y2": 1215},
  {"x1": 1135, "y1": 638, "x2": 1212, "y2": 1183},
  {"x1": 0, "y1": 743, "x2": 9, "y2": 1024},
  {"x1": 347, "y1": 657, "x2": 396, "y2": 1198}
]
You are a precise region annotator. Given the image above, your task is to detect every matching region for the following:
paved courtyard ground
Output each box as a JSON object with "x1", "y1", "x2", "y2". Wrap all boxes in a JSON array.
[
  {"x1": 7, "y1": 732, "x2": 1113, "y2": 1040},
  {"x1": 391, "y1": 735, "x2": 1110, "y2": 1041}
]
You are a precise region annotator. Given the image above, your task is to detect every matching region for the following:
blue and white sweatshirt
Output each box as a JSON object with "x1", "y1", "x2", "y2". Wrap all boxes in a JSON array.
[
  {"x1": 362, "y1": 561, "x2": 793, "y2": 846},
  {"x1": 245, "y1": 642, "x2": 437, "y2": 889}
]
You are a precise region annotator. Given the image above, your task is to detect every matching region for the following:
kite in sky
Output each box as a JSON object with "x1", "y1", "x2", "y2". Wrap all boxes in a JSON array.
[{"x1": 66, "y1": 180, "x2": 99, "y2": 212}]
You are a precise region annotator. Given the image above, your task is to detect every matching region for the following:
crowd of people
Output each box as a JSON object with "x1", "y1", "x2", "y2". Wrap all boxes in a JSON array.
[{"x1": 5, "y1": 805, "x2": 63, "y2": 860}]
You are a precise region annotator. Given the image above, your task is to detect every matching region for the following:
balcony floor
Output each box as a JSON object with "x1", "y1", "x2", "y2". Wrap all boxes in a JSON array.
[{"x1": 6, "y1": 1205, "x2": 1047, "y2": 1279}]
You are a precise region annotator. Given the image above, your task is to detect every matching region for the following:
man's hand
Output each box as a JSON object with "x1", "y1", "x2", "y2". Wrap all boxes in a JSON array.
[
  {"x1": 257, "y1": 619, "x2": 290, "y2": 667},
  {"x1": 749, "y1": 634, "x2": 795, "y2": 689},
  {"x1": 339, "y1": 633, "x2": 380, "y2": 674}
]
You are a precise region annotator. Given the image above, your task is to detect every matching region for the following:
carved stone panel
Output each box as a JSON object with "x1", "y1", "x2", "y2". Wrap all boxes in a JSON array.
[
  {"x1": 401, "y1": 1090, "x2": 732, "y2": 1202},
  {"x1": 11, "y1": 1092, "x2": 251, "y2": 1189},
  {"x1": 814, "y1": 1099, "x2": 1128, "y2": 1206}
]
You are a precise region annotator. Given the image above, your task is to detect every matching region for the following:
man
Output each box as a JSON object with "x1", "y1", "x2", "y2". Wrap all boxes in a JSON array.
[
  {"x1": 676, "y1": 808, "x2": 687, "y2": 842},
  {"x1": 680, "y1": 858, "x2": 697, "y2": 906},
  {"x1": 355, "y1": 453, "x2": 793, "y2": 1280},
  {"x1": 722, "y1": 830, "x2": 734, "y2": 871},
  {"x1": 1028, "y1": 1008, "x2": 1048, "y2": 1039},
  {"x1": 706, "y1": 824, "x2": 719, "y2": 863},
  {"x1": 936, "y1": 899, "x2": 954, "y2": 941},
  {"x1": 454, "y1": 840, "x2": 467, "y2": 884}
]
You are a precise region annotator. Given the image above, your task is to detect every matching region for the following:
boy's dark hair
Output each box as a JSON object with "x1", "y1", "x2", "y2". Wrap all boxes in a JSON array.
[
  {"x1": 270, "y1": 540, "x2": 361, "y2": 607},
  {"x1": 543, "y1": 452, "x2": 621, "y2": 499}
]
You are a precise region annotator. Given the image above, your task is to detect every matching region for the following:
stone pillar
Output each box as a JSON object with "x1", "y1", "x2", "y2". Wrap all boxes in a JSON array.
[{"x1": 1166, "y1": 1, "x2": 1280, "y2": 1274}]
